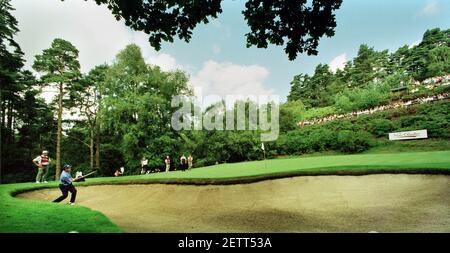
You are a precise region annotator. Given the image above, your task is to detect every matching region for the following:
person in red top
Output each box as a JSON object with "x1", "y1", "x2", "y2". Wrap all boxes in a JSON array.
[{"x1": 32, "y1": 150, "x2": 51, "y2": 183}]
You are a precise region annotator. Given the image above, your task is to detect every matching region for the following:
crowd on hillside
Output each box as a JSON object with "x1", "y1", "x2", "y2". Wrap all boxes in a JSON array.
[
  {"x1": 411, "y1": 74, "x2": 450, "y2": 92},
  {"x1": 298, "y1": 75, "x2": 450, "y2": 128}
]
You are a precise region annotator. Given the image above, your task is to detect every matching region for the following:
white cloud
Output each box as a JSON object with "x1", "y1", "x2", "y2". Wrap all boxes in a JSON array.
[
  {"x1": 329, "y1": 53, "x2": 347, "y2": 72},
  {"x1": 128, "y1": 32, "x2": 184, "y2": 71},
  {"x1": 147, "y1": 53, "x2": 181, "y2": 71},
  {"x1": 419, "y1": 1, "x2": 440, "y2": 17},
  {"x1": 189, "y1": 60, "x2": 274, "y2": 106}
]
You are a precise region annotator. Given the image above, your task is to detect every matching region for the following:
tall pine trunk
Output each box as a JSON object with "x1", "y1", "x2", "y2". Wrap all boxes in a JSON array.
[
  {"x1": 7, "y1": 101, "x2": 13, "y2": 144},
  {"x1": 56, "y1": 82, "x2": 63, "y2": 180},
  {"x1": 1, "y1": 98, "x2": 5, "y2": 129},
  {"x1": 95, "y1": 124, "x2": 100, "y2": 170},
  {"x1": 90, "y1": 128, "x2": 94, "y2": 171},
  {"x1": 95, "y1": 90, "x2": 102, "y2": 171}
]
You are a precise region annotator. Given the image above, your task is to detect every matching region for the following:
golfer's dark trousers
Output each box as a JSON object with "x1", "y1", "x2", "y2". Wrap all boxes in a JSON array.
[{"x1": 53, "y1": 184, "x2": 77, "y2": 203}]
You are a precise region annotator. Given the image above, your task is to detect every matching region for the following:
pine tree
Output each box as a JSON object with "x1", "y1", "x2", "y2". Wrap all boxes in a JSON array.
[{"x1": 32, "y1": 39, "x2": 81, "y2": 180}]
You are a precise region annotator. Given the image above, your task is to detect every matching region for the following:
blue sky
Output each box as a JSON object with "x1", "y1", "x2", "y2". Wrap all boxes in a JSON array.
[{"x1": 11, "y1": 0, "x2": 450, "y2": 103}]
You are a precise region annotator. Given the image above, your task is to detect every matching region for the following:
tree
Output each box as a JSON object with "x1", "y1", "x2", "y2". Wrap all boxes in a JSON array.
[
  {"x1": 73, "y1": 65, "x2": 108, "y2": 171},
  {"x1": 308, "y1": 64, "x2": 334, "y2": 107},
  {"x1": 32, "y1": 39, "x2": 81, "y2": 180},
  {"x1": 425, "y1": 46, "x2": 450, "y2": 78},
  {"x1": 80, "y1": 0, "x2": 342, "y2": 60},
  {"x1": 100, "y1": 44, "x2": 191, "y2": 172},
  {"x1": 0, "y1": 0, "x2": 25, "y2": 183},
  {"x1": 279, "y1": 105, "x2": 297, "y2": 132},
  {"x1": 389, "y1": 45, "x2": 411, "y2": 75},
  {"x1": 288, "y1": 64, "x2": 335, "y2": 107},
  {"x1": 287, "y1": 74, "x2": 310, "y2": 103},
  {"x1": 16, "y1": 72, "x2": 55, "y2": 173},
  {"x1": 348, "y1": 44, "x2": 389, "y2": 87},
  {"x1": 281, "y1": 100, "x2": 305, "y2": 122},
  {"x1": 407, "y1": 28, "x2": 450, "y2": 80}
]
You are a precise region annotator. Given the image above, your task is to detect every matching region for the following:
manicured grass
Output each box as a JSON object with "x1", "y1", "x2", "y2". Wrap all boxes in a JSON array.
[
  {"x1": 0, "y1": 182, "x2": 122, "y2": 233},
  {"x1": 1, "y1": 150, "x2": 450, "y2": 232}
]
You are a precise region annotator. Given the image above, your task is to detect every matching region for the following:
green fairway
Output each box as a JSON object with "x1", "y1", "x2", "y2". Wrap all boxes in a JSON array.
[{"x1": 1, "y1": 150, "x2": 450, "y2": 233}]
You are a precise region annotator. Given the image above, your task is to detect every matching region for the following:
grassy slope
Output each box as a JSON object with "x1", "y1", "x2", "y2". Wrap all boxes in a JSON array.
[
  {"x1": 366, "y1": 139, "x2": 450, "y2": 154},
  {"x1": 0, "y1": 183, "x2": 122, "y2": 233},
  {"x1": 1, "y1": 150, "x2": 450, "y2": 232}
]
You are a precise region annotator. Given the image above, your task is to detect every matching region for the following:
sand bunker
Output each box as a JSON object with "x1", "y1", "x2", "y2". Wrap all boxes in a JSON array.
[{"x1": 18, "y1": 174, "x2": 450, "y2": 232}]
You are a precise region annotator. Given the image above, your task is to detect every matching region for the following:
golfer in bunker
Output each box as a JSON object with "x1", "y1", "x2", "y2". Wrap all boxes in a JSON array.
[{"x1": 53, "y1": 164, "x2": 78, "y2": 205}]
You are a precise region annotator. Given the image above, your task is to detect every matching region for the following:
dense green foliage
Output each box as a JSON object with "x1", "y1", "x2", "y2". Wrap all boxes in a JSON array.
[
  {"x1": 275, "y1": 101, "x2": 450, "y2": 156},
  {"x1": 288, "y1": 28, "x2": 450, "y2": 110}
]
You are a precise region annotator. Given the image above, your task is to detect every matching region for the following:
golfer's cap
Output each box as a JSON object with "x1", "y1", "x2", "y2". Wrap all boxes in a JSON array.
[
  {"x1": 63, "y1": 164, "x2": 72, "y2": 170},
  {"x1": 42, "y1": 150, "x2": 48, "y2": 154}
]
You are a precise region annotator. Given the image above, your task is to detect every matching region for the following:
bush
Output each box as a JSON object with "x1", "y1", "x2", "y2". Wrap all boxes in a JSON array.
[
  {"x1": 328, "y1": 119, "x2": 364, "y2": 132},
  {"x1": 355, "y1": 88, "x2": 387, "y2": 109},
  {"x1": 435, "y1": 84, "x2": 450, "y2": 94},
  {"x1": 335, "y1": 130, "x2": 373, "y2": 153},
  {"x1": 368, "y1": 119, "x2": 395, "y2": 137},
  {"x1": 277, "y1": 130, "x2": 313, "y2": 155},
  {"x1": 308, "y1": 128, "x2": 336, "y2": 151},
  {"x1": 302, "y1": 106, "x2": 337, "y2": 120},
  {"x1": 419, "y1": 117, "x2": 450, "y2": 138},
  {"x1": 334, "y1": 94, "x2": 353, "y2": 112},
  {"x1": 399, "y1": 115, "x2": 428, "y2": 128}
]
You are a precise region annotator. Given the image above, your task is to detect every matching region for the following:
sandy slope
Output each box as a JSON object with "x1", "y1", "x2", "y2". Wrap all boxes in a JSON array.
[{"x1": 18, "y1": 174, "x2": 450, "y2": 232}]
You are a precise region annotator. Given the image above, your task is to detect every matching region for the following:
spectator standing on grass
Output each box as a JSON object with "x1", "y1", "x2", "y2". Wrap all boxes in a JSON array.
[
  {"x1": 165, "y1": 156, "x2": 171, "y2": 172},
  {"x1": 180, "y1": 154, "x2": 187, "y2": 171},
  {"x1": 141, "y1": 157, "x2": 149, "y2": 174},
  {"x1": 188, "y1": 154, "x2": 193, "y2": 170},
  {"x1": 32, "y1": 150, "x2": 51, "y2": 183}
]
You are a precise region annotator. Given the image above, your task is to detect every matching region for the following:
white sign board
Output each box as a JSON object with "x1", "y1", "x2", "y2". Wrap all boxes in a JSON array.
[{"x1": 389, "y1": 129, "x2": 428, "y2": 141}]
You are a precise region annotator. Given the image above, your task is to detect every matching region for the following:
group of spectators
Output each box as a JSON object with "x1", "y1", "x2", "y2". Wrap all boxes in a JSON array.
[
  {"x1": 139, "y1": 154, "x2": 194, "y2": 175},
  {"x1": 411, "y1": 74, "x2": 450, "y2": 92},
  {"x1": 298, "y1": 91, "x2": 450, "y2": 128}
]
